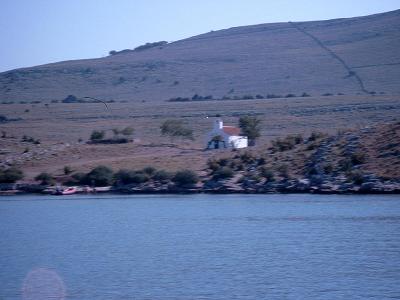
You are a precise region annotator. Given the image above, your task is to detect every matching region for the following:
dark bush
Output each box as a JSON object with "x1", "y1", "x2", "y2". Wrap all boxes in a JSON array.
[
  {"x1": 257, "y1": 157, "x2": 266, "y2": 165},
  {"x1": 276, "y1": 164, "x2": 289, "y2": 178},
  {"x1": 271, "y1": 134, "x2": 302, "y2": 152},
  {"x1": 114, "y1": 169, "x2": 148, "y2": 185},
  {"x1": 0, "y1": 168, "x2": 24, "y2": 183},
  {"x1": 134, "y1": 41, "x2": 168, "y2": 51},
  {"x1": 260, "y1": 168, "x2": 275, "y2": 182},
  {"x1": 239, "y1": 116, "x2": 262, "y2": 146},
  {"x1": 213, "y1": 167, "x2": 234, "y2": 180},
  {"x1": 142, "y1": 166, "x2": 156, "y2": 176},
  {"x1": 85, "y1": 166, "x2": 114, "y2": 186},
  {"x1": 308, "y1": 131, "x2": 325, "y2": 142},
  {"x1": 346, "y1": 171, "x2": 364, "y2": 185},
  {"x1": 62, "y1": 95, "x2": 79, "y2": 103},
  {"x1": 63, "y1": 166, "x2": 72, "y2": 175},
  {"x1": 240, "y1": 152, "x2": 256, "y2": 163},
  {"x1": 323, "y1": 164, "x2": 334, "y2": 174},
  {"x1": 339, "y1": 158, "x2": 353, "y2": 172},
  {"x1": 153, "y1": 170, "x2": 172, "y2": 182},
  {"x1": 160, "y1": 119, "x2": 194, "y2": 141},
  {"x1": 71, "y1": 172, "x2": 86, "y2": 183},
  {"x1": 90, "y1": 130, "x2": 105, "y2": 141},
  {"x1": 172, "y1": 170, "x2": 198, "y2": 186},
  {"x1": 351, "y1": 152, "x2": 366, "y2": 165},
  {"x1": 35, "y1": 172, "x2": 54, "y2": 185},
  {"x1": 267, "y1": 94, "x2": 282, "y2": 99},
  {"x1": 21, "y1": 135, "x2": 40, "y2": 144}
]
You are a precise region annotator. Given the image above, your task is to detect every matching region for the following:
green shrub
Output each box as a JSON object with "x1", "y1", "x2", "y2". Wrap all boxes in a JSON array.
[
  {"x1": 323, "y1": 164, "x2": 334, "y2": 174},
  {"x1": 239, "y1": 116, "x2": 262, "y2": 146},
  {"x1": 121, "y1": 127, "x2": 134, "y2": 136},
  {"x1": 271, "y1": 134, "x2": 302, "y2": 152},
  {"x1": 339, "y1": 158, "x2": 353, "y2": 172},
  {"x1": 85, "y1": 166, "x2": 113, "y2": 186},
  {"x1": 114, "y1": 169, "x2": 148, "y2": 185},
  {"x1": 35, "y1": 172, "x2": 54, "y2": 185},
  {"x1": 257, "y1": 157, "x2": 266, "y2": 165},
  {"x1": 260, "y1": 167, "x2": 275, "y2": 182},
  {"x1": 134, "y1": 41, "x2": 168, "y2": 51},
  {"x1": 21, "y1": 135, "x2": 40, "y2": 144},
  {"x1": 172, "y1": 170, "x2": 198, "y2": 186},
  {"x1": 217, "y1": 158, "x2": 229, "y2": 167},
  {"x1": 71, "y1": 172, "x2": 86, "y2": 183},
  {"x1": 351, "y1": 152, "x2": 366, "y2": 165},
  {"x1": 153, "y1": 170, "x2": 173, "y2": 182},
  {"x1": 0, "y1": 168, "x2": 24, "y2": 183},
  {"x1": 142, "y1": 166, "x2": 156, "y2": 176},
  {"x1": 240, "y1": 152, "x2": 256, "y2": 163},
  {"x1": 207, "y1": 159, "x2": 220, "y2": 171},
  {"x1": 160, "y1": 119, "x2": 194, "y2": 141},
  {"x1": 90, "y1": 130, "x2": 105, "y2": 141},
  {"x1": 63, "y1": 166, "x2": 72, "y2": 175},
  {"x1": 276, "y1": 164, "x2": 289, "y2": 178},
  {"x1": 346, "y1": 171, "x2": 364, "y2": 185},
  {"x1": 213, "y1": 167, "x2": 234, "y2": 180},
  {"x1": 308, "y1": 131, "x2": 325, "y2": 142}
]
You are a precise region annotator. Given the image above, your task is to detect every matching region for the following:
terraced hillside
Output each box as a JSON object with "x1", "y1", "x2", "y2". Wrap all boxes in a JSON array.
[{"x1": 1, "y1": 9, "x2": 399, "y2": 102}]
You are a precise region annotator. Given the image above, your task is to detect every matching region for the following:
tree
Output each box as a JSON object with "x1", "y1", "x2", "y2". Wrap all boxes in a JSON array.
[
  {"x1": 85, "y1": 166, "x2": 114, "y2": 186},
  {"x1": 63, "y1": 166, "x2": 72, "y2": 175},
  {"x1": 239, "y1": 116, "x2": 262, "y2": 146},
  {"x1": 160, "y1": 119, "x2": 194, "y2": 141},
  {"x1": 90, "y1": 130, "x2": 105, "y2": 141},
  {"x1": 121, "y1": 127, "x2": 134, "y2": 137},
  {"x1": 35, "y1": 172, "x2": 54, "y2": 185},
  {"x1": 114, "y1": 169, "x2": 148, "y2": 185},
  {"x1": 0, "y1": 168, "x2": 24, "y2": 183},
  {"x1": 153, "y1": 170, "x2": 173, "y2": 182},
  {"x1": 172, "y1": 170, "x2": 198, "y2": 186}
]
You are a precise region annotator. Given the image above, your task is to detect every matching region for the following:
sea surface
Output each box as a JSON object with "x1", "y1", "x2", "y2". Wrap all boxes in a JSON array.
[{"x1": 0, "y1": 194, "x2": 399, "y2": 300}]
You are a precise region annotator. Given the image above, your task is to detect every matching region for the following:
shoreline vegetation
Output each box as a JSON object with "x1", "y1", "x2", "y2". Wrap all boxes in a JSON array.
[{"x1": 1, "y1": 120, "x2": 399, "y2": 196}]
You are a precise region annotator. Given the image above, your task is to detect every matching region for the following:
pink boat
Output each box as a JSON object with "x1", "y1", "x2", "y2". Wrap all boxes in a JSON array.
[{"x1": 54, "y1": 187, "x2": 77, "y2": 195}]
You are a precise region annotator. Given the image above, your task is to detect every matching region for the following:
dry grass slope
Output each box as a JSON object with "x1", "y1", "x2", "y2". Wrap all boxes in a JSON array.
[{"x1": 1, "y1": 10, "x2": 400, "y2": 102}]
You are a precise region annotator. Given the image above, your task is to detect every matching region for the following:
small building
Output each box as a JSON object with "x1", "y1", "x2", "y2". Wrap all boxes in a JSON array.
[{"x1": 206, "y1": 119, "x2": 248, "y2": 149}]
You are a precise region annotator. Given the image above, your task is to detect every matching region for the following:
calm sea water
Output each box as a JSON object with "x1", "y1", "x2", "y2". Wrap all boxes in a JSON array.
[{"x1": 0, "y1": 194, "x2": 399, "y2": 300}]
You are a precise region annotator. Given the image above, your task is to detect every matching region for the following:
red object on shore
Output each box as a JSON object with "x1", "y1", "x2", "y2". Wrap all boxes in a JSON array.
[{"x1": 55, "y1": 187, "x2": 77, "y2": 195}]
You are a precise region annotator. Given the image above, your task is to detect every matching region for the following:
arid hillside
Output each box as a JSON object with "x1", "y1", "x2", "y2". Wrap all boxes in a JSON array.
[
  {"x1": 0, "y1": 93, "x2": 399, "y2": 180},
  {"x1": 1, "y1": 10, "x2": 400, "y2": 102}
]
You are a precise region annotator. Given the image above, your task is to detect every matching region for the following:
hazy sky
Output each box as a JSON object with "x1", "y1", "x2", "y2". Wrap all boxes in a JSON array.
[{"x1": 0, "y1": 0, "x2": 398, "y2": 72}]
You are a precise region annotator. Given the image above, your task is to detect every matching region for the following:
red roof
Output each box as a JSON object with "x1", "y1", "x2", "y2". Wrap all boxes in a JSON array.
[{"x1": 222, "y1": 126, "x2": 241, "y2": 136}]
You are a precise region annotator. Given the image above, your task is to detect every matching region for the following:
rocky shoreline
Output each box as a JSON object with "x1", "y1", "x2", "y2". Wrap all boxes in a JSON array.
[{"x1": 1, "y1": 177, "x2": 400, "y2": 196}]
